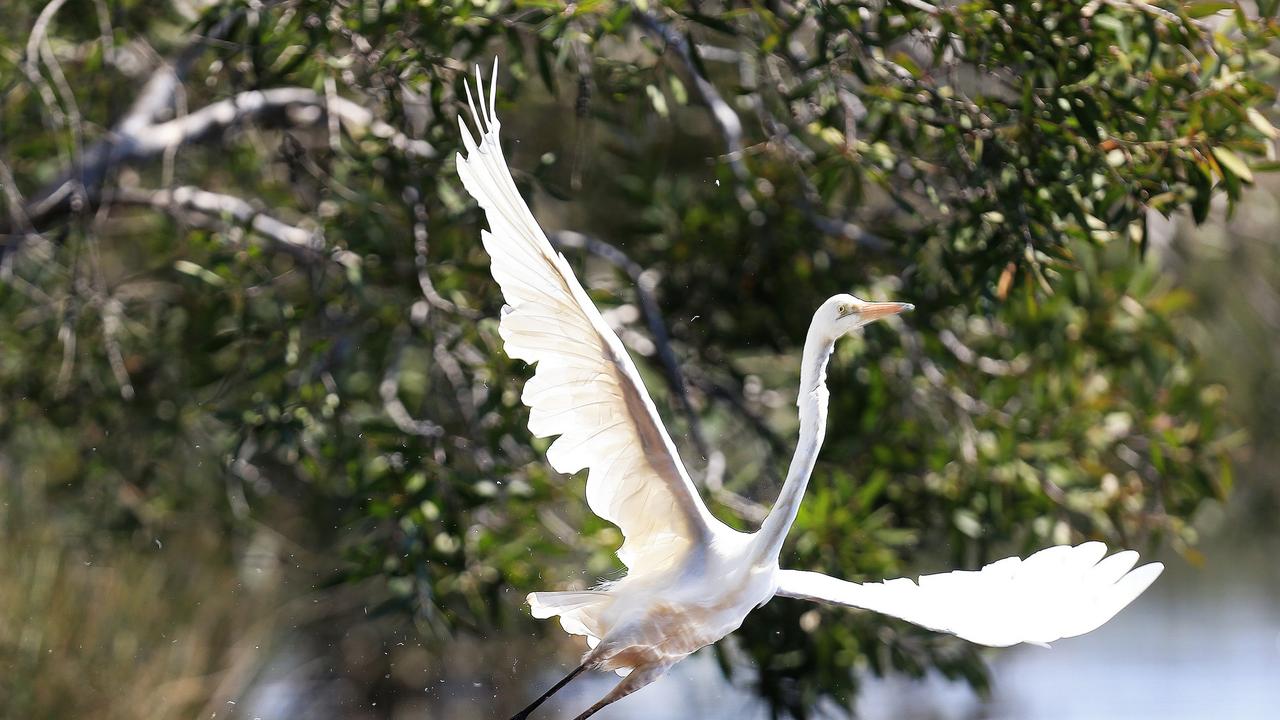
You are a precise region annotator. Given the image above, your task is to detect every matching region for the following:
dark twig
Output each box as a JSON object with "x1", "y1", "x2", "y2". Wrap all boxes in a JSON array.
[
  {"x1": 685, "y1": 373, "x2": 788, "y2": 457},
  {"x1": 403, "y1": 186, "x2": 471, "y2": 318},
  {"x1": 381, "y1": 325, "x2": 444, "y2": 439},
  {"x1": 22, "y1": 0, "x2": 73, "y2": 127},
  {"x1": 634, "y1": 9, "x2": 750, "y2": 187},
  {"x1": 111, "y1": 186, "x2": 353, "y2": 264},
  {"x1": 14, "y1": 87, "x2": 437, "y2": 240}
]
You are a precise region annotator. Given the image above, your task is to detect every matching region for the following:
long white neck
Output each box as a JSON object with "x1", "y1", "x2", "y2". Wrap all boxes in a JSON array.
[{"x1": 753, "y1": 319, "x2": 835, "y2": 565}]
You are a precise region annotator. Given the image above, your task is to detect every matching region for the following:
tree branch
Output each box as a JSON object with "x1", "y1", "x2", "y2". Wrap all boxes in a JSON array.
[
  {"x1": 122, "y1": 5, "x2": 250, "y2": 131},
  {"x1": 15, "y1": 87, "x2": 437, "y2": 238},
  {"x1": 381, "y1": 326, "x2": 445, "y2": 439},
  {"x1": 111, "y1": 186, "x2": 355, "y2": 264},
  {"x1": 22, "y1": 0, "x2": 73, "y2": 126},
  {"x1": 634, "y1": 8, "x2": 749, "y2": 184}
]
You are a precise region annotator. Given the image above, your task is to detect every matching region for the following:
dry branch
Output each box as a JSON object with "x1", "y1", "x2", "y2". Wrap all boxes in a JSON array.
[
  {"x1": 112, "y1": 186, "x2": 335, "y2": 259},
  {"x1": 635, "y1": 9, "x2": 748, "y2": 183},
  {"x1": 17, "y1": 88, "x2": 437, "y2": 237}
]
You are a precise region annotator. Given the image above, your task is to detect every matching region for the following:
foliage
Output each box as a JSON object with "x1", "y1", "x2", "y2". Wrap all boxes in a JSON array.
[{"x1": 0, "y1": 1, "x2": 1273, "y2": 716}]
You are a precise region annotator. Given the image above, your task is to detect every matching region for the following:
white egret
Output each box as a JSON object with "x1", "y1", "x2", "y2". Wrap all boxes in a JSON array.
[{"x1": 454, "y1": 61, "x2": 1163, "y2": 720}]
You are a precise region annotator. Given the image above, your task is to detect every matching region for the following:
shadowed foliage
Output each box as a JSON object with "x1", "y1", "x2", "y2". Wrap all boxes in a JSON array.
[{"x1": 1, "y1": 1, "x2": 1276, "y2": 717}]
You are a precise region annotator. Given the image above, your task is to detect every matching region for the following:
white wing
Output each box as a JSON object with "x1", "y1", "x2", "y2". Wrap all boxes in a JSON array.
[
  {"x1": 775, "y1": 542, "x2": 1163, "y2": 647},
  {"x1": 455, "y1": 61, "x2": 725, "y2": 574}
]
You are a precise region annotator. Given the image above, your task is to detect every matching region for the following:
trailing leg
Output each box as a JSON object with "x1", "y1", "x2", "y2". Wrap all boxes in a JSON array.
[
  {"x1": 508, "y1": 662, "x2": 588, "y2": 720},
  {"x1": 570, "y1": 664, "x2": 668, "y2": 720}
]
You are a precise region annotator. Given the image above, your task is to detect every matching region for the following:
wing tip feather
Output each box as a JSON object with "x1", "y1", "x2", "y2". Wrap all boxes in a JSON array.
[{"x1": 456, "y1": 53, "x2": 714, "y2": 577}]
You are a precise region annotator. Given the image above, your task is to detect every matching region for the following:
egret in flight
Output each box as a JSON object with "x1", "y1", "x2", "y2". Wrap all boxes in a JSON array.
[{"x1": 455, "y1": 61, "x2": 1163, "y2": 720}]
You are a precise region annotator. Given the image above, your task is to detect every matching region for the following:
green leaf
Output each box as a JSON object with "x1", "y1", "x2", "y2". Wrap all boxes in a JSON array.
[
  {"x1": 174, "y1": 260, "x2": 225, "y2": 286},
  {"x1": 1186, "y1": 2, "x2": 1236, "y2": 18},
  {"x1": 1212, "y1": 146, "x2": 1255, "y2": 183}
]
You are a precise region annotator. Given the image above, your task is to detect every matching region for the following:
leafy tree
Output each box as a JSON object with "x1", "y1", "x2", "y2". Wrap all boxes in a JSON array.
[{"x1": 0, "y1": 1, "x2": 1273, "y2": 716}]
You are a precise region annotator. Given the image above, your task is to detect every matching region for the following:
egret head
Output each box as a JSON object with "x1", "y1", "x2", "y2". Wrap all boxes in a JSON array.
[{"x1": 815, "y1": 293, "x2": 914, "y2": 342}]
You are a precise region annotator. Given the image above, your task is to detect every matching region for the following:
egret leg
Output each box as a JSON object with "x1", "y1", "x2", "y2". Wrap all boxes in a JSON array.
[
  {"x1": 508, "y1": 662, "x2": 588, "y2": 720},
  {"x1": 570, "y1": 665, "x2": 666, "y2": 720}
]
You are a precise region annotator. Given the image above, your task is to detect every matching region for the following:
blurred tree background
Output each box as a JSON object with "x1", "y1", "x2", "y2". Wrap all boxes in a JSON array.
[{"x1": 1, "y1": 1, "x2": 1277, "y2": 718}]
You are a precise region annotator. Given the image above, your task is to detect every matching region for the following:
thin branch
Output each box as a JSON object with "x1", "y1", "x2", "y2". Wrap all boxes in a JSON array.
[
  {"x1": 749, "y1": 55, "x2": 890, "y2": 252},
  {"x1": 111, "y1": 186, "x2": 355, "y2": 264},
  {"x1": 403, "y1": 186, "x2": 471, "y2": 317},
  {"x1": 1097, "y1": 0, "x2": 1212, "y2": 32},
  {"x1": 634, "y1": 8, "x2": 750, "y2": 185},
  {"x1": 936, "y1": 328, "x2": 1030, "y2": 376},
  {"x1": 0, "y1": 158, "x2": 36, "y2": 242},
  {"x1": 23, "y1": 0, "x2": 73, "y2": 126},
  {"x1": 804, "y1": 208, "x2": 892, "y2": 252},
  {"x1": 100, "y1": 297, "x2": 135, "y2": 400},
  {"x1": 895, "y1": 0, "x2": 941, "y2": 15},
  {"x1": 10, "y1": 88, "x2": 436, "y2": 251},
  {"x1": 34, "y1": 0, "x2": 84, "y2": 169},
  {"x1": 381, "y1": 326, "x2": 444, "y2": 439},
  {"x1": 685, "y1": 373, "x2": 788, "y2": 456},
  {"x1": 118, "y1": 6, "x2": 249, "y2": 134}
]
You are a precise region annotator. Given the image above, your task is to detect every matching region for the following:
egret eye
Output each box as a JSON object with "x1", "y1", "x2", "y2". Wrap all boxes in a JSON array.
[{"x1": 838, "y1": 304, "x2": 850, "y2": 316}]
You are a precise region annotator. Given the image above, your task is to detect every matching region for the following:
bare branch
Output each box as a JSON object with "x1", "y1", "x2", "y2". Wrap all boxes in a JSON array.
[
  {"x1": 100, "y1": 297, "x2": 135, "y2": 400},
  {"x1": 937, "y1": 329, "x2": 1030, "y2": 377},
  {"x1": 0, "y1": 158, "x2": 36, "y2": 242},
  {"x1": 1097, "y1": 0, "x2": 1212, "y2": 32},
  {"x1": 23, "y1": 0, "x2": 73, "y2": 126},
  {"x1": 15, "y1": 88, "x2": 436, "y2": 241},
  {"x1": 118, "y1": 9, "x2": 246, "y2": 133},
  {"x1": 111, "y1": 186, "x2": 358, "y2": 266},
  {"x1": 805, "y1": 210, "x2": 892, "y2": 252},
  {"x1": 634, "y1": 9, "x2": 749, "y2": 185},
  {"x1": 685, "y1": 373, "x2": 789, "y2": 456},
  {"x1": 381, "y1": 326, "x2": 444, "y2": 439},
  {"x1": 895, "y1": 0, "x2": 941, "y2": 15},
  {"x1": 749, "y1": 55, "x2": 890, "y2": 252},
  {"x1": 403, "y1": 186, "x2": 472, "y2": 318}
]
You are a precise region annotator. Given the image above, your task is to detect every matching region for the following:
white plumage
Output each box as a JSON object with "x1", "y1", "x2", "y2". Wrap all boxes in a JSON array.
[
  {"x1": 454, "y1": 61, "x2": 1164, "y2": 720},
  {"x1": 455, "y1": 62, "x2": 724, "y2": 581},
  {"x1": 776, "y1": 541, "x2": 1163, "y2": 647}
]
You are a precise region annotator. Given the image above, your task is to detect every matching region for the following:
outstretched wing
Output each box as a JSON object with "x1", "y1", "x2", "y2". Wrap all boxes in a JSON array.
[
  {"x1": 775, "y1": 542, "x2": 1163, "y2": 647},
  {"x1": 455, "y1": 61, "x2": 724, "y2": 574}
]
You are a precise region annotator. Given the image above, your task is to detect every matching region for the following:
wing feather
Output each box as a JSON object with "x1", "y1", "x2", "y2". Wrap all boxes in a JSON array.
[
  {"x1": 775, "y1": 542, "x2": 1163, "y2": 647},
  {"x1": 456, "y1": 62, "x2": 723, "y2": 573}
]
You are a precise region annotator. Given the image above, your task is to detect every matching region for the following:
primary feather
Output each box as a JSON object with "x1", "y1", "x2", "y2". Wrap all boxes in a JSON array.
[
  {"x1": 775, "y1": 541, "x2": 1164, "y2": 647},
  {"x1": 454, "y1": 61, "x2": 726, "y2": 575}
]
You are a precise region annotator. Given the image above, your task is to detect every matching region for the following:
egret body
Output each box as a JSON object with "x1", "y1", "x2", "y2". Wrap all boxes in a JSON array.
[{"x1": 454, "y1": 62, "x2": 1163, "y2": 720}]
